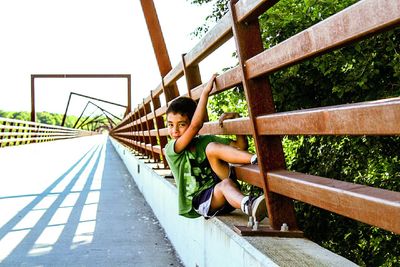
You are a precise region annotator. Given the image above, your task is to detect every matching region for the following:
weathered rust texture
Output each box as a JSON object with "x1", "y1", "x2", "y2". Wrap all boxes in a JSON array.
[
  {"x1": 139, "y1": 0, "x2": 172, "y2": 76},
  {"x1": 127, "y1": 111, "x2": 137, "y2": 151},
  {"x1": 151, "y1": 90, "x2": 169, "y2": 167},
  {"x1": 246, "y1": 0, "x2": 400, "y2": 79},
  {"x1": 267, "y1": 170, "x2": 400, "y2": 234},
  {"x1": 199, "y1": 118, "x2": 252, "y2": 136},
  {"x1": 137, "y1": 104, "x2": 150, "y2": 157},
  {"x1": 133, "y1": 109, "x2": 144, "y2": 155},
  {"x1": 233, "y1": 165, "x2": 400, "y2": 234},
  {"x1": 235, "y1": 0, "x2": 278, "y2": 22},
  {"x1": 229, "y1": 0, "x2": 298, "y2": 231},
  {"x1": 139, "y1": 0, "x2": 179, "y2": 100},
  {"x1": 143, "y1": 100, "x2": 157, "y2": 160},
  {"x1": 256, "y1": 97, "x2": 400, "y2": 135},
  {"x1": 182, "y1": 53, "x2": 202, "y2": 98}
]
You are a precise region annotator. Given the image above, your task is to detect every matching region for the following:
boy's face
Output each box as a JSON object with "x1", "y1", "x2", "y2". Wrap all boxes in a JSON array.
[{"x1": 167, "y1": 112, "x2": 190, "y2": 139}]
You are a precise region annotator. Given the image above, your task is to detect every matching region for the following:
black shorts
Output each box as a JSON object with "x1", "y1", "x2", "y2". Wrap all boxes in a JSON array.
[{"x1": 192, "y1": 166, "x2": 240, "y2": 219}]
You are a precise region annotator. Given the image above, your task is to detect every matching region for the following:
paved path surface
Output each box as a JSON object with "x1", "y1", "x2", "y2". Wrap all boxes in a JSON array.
[{"x1": 0, "y1": 135, "x2": 183, "y2": 267}]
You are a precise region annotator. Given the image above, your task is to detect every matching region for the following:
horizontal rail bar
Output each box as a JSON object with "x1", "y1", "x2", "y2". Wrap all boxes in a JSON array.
[
  {"x1": 256, "y1": 97, "x2": 400, "y2": 135},
  {"x1": 234, "y1": 165, "x2": 400, "y2": 234},
  {"x1": 246, "y1": 0, "x2": 400, "y2": 79},
  {"x1": 0, "y1": 126, "x2": 74, "y2": 132},
  {"x1": 199, "y1": 97, "x2": 400, "y2": 136},
  {"x1": 0, "y1": 118, "x2": 94, "y2": 148},
  {"x1": 0, "y1": 126, "x2": 79, "y2": 134},
  {"x1": 0, "y1": 117, "x2": 80, "y2": 130}
]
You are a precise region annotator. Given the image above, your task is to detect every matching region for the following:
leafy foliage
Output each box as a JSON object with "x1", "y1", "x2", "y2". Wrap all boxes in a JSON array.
[{"x1": 190, "y1": 0, "x2": 400, "y2": 265}]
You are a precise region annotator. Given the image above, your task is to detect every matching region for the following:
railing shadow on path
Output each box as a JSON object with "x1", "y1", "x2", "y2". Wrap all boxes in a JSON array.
[{"x1": 0, "y1": 135, "x2": 182, "y2": 267}]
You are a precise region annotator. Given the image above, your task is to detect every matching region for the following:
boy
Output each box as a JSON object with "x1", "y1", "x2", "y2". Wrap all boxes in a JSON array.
[{"x1": 165, "y1": 74, "x2": 267, "y2": 226}]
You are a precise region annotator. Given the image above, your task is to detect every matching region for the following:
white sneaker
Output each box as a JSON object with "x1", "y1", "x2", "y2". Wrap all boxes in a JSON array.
[{"x1": 243, "y1": 195, "x2": 267, "y2": 222}]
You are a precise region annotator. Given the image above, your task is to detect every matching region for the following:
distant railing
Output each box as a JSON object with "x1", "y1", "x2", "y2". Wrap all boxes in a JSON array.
[
  {"x1": 0, "y1": 117, "x2": 95, "y2": 148},
  {"x1": 110, "y1": 0, "x2": 400, "y2": 235}
]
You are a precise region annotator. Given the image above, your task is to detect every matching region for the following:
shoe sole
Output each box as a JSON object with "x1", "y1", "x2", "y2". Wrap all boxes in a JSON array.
[{"x1": 252, "y1": 195, "x2": 267, "y2": 222}]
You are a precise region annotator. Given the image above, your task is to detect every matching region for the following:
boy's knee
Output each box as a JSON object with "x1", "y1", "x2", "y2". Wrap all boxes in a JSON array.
[
  {"x1": 205, "y1": 142, "x2": 218, "y2": 157},
  {"x1": 217, "y1": 178, "x2": 237, "y2": 191}
]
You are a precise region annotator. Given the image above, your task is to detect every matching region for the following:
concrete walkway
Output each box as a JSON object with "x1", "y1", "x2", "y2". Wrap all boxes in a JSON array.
[{"x1": 0, "y1": 135, "x2": 183, "y2": 267}]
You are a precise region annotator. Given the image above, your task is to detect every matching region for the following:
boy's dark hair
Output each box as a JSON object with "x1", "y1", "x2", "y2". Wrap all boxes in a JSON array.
[{"x1": 166, "y1": 97, "x2": 197, "y2": 121}]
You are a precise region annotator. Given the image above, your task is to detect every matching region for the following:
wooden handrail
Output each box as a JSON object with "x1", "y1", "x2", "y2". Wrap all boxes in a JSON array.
[
  {"x1": 234, "y1": 165, "x2": 400, "y2": 233},
  {"x1": 0, "y1": 117, "x2": 94, "y2": 148}
]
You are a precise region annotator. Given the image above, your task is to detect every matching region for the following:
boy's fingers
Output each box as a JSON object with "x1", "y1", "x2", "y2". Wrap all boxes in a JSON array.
[
  {"x1": 219, "y1": 114, "x2": 226, "y2": 127},
  {"x1": 219, "y1": 112, "x2": 241, "y2": 128}
]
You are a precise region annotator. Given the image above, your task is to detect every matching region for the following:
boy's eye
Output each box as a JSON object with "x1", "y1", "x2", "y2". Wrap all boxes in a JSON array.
[
  {"x1": 178, "y1": 123, "x2": 187, "y2": 128},
  {"x1": 167, "y1": 123, "x2": 173, "y2": 128}
]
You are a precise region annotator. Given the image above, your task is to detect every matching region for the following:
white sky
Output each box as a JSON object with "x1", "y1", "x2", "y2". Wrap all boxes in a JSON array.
[{"x1": 0, "y1": 0, "x2": 236, "y2": 118}]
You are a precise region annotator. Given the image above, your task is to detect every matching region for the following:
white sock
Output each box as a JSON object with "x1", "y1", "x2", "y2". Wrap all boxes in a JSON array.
[
  {"x1": 250, "y1": 154, "x2": 257, "y2": 165},
  {"x1": 241, "y1": 196, "x2": 250, "y2": 214}
]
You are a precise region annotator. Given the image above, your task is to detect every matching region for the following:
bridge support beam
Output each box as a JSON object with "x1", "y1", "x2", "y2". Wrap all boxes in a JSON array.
[{"x1": 139, "y1": 0, "x2": 179, "y2": 99}]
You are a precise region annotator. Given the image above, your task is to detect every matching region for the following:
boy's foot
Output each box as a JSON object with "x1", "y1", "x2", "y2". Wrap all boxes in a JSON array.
[{"x1": 242, "y1": 195, "x2": 267, "y2": 223}]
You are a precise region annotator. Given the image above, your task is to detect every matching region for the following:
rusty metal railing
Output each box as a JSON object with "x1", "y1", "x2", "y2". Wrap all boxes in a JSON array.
[
  {"x1": 110, "y1": 0, "x2": 400, "y2": 235},
  {"x1": 0, "y1": 117, "x2": 95, "y2": 148}
]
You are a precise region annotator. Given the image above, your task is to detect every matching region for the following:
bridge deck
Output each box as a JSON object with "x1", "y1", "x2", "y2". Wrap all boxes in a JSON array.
[{"x1": 0, "y1": 135, "x2": 182, "y2": 266}]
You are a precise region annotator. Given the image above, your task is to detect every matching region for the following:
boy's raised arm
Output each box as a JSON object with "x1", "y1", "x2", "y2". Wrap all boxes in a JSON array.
[{"x1": 173, "y1": 73, "x2": 218, "y2": 153}]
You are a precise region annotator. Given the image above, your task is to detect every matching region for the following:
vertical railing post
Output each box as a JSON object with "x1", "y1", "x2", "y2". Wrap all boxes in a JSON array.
[
  {"x1": 151, "y1": 90, "x2": 168, "y2": 167},
  {"x1": 181, "y1": 54, "x2": 209, "y2": 122},
  {"x1": 25, "y1": 122, "x2": 31, "y2": 145},
  {"x1": 143, "y1": 99, "x2": 157, "y2": 161},
  {"x1": 0, "y1": 120, "x2": 6, "y2": 148},
  {"x1": 133, "y1": 111, "x2": 141, "y2": 155},
  {"x1": 44, "y1": 126, "x2": 49, "y2": 143},
  {"x1": 116, "y1": 114, "x2": 129, "y2": 148},
  {"x1": 127, "y1": 112, "x2": 136, "y2": 151},
  {"x1": 14, "y1": 122, "x2": 20, "y2": 146},
  {"x1": 8, "y1": 122, "x2": 15, "y2": 147},
  {"x1": 126, "y1": 75, "x2": 132, "y2": 116},
  {"x1": 182, "y1": 54, "x2": 208, "y2": 124},
  {"x1": 181, "y1": 53, "x2": 202, "y2": 98},
  {"x1": 162, "y1": 78, "x2": 180, "y2": 106},
  {"x1": 137, "y1": 104, "x2": 149, "y2": 158},
  {"x1": 21, "y1": 123, "x2": 27, "y2": 144},
  {"x1": 229, "y1": 0, "x2": 298, "y2": 231},
  {"x1": 32, "y1": 123, "x2": 38, "y2": 143}
]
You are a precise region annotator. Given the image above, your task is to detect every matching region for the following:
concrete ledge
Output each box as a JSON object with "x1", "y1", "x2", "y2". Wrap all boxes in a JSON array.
[{"x1": 110, "y1": 138, "x2": 356, "y2": 267}]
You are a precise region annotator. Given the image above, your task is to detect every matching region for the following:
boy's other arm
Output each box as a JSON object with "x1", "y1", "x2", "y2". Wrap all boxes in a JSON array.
[
  {"x1": 219, "y1": 112, "x2": 248, "y2": 150},
  {"x1": 173, "y1": 74, "x2": 218, "y2": 153}
]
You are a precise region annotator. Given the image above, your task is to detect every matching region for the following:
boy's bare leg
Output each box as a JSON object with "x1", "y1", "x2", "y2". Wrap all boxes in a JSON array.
[
  {"x1": 206, "y1": 142, "x2": 252, "y2": 210},
  {"x1": 211, "y1": 179, "x2": 243, "y2": 210},
  {"x1": 206, "y1": 142, "x2": 253, "y2": 180}
]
